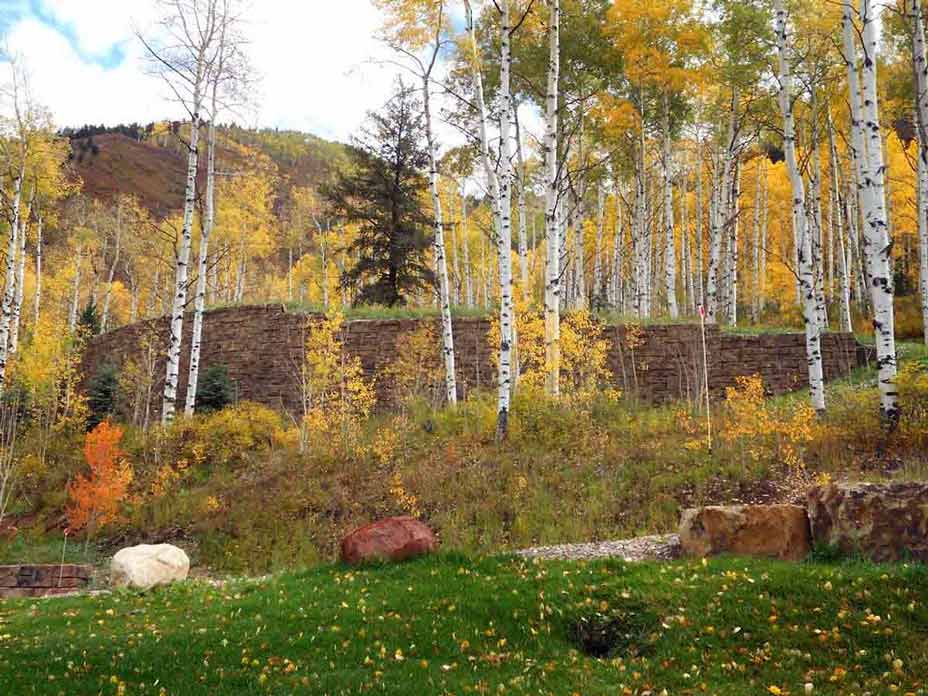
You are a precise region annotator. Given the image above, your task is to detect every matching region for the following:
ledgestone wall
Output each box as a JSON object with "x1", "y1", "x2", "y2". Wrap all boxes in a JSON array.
[{"x1": 81, "y1": 305, "x2": 866, "y2": 416}]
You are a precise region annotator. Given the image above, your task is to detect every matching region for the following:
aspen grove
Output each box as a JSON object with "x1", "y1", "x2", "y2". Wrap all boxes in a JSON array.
[{"x1": 2, "y1": 0, "x2": 928, "y2": 435}]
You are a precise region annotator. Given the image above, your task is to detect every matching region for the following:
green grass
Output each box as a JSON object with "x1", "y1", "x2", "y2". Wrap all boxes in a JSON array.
[
  {"x1": 0, "y1": 534, "x2": 99, "y2": 566},
  {"x1": 1, "y1": 553, "x2": 926, "y2": 694},
  {"x1": 205, "y1": 300, "x2": 494, "y2": 321}
]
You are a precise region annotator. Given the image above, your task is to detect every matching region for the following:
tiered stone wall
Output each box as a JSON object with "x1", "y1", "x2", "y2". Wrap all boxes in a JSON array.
[
  {"x1": 81, "y1": 305, "x2": 865, "y2": 415},
  {"x1": 0, "y1": 564, "x2": 92, "y2": 598}
]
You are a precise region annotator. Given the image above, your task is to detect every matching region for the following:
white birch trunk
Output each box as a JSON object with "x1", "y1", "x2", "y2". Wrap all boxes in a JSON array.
[
  {"x1": 495, "y1": 0, "x2": 514, "y2": 438},
  {"x1": 662, "y1": 93, "x2": 678, "y2": 318},
  {"x1": 911, "y1": 0, "x2": 928, "y2": 344},
  {"x1": 0, "y1": 165, "x2": 25, "y2": 388},
  {"x1": 810, "y1": 111, "x2": 828, "y2": 331},
  {"x1": 696, "y1": 151, "x2": 705, "y2": 307},
  {"x1": 100, "y1": 216, "x2": 122, "y2": 334},
  {"x1": 775, "y1": 0, "x2": 826, "y2": 413},
  {"x1": 69, "y1": 246, "x2": 82, "y2": 332},
  {"x1": 706, "y1": 155, "x2": 725, "y2": 323},
  {"x1": 10, "y1": 198, "x2": 29, "y2": 354},
  {"x1": 634, "y1": 113, "x2": 651, "y2": 318},
  {"x1": 515, "y1": 106, "x2": 529, "y2": 292},
  {"x1": 611, "y1": 183, "x2": 624, "y2": 310},
  {"x1": 728, "y1": 159, "x2": 740, "y2": 325},
  {"x1": 462, "y1": 186, "x2": 474, "y2": 308},
  {"x1": 828, "y1": 111, "x2": 854, "y2": 332},
  {"x1": 423, "y1": 70, "x2": 458, "y2": 405},
  {"x1": 162, "y1": 102, "x2": 202, "y2": 424},
  {"x1": 594, "y1": 184, "x2": 605, "y2": 301},
  {"x1": 707, "y1": 102, "x2": 736, "y2": 323},
  {"x1": 759, "y1": 168, "x2": 768, "y2": 317},
  {"x1": 751, "y1": 161, "x2": 762, "y2": 323},
  {"x1": 184, "y1": 113, "x2": 217, "y2": 417},
  {"x1": 543, "y1": 0, "x2": 561, "y2": 397},
  {"x1": 847, "y1": 0, "x2": 898, "y2": 421},
  {"x1": 682, "y1": 169, "x2": 694, "y2": 313},
  {"x1": 33, "y1": 214, "x2": 41, "y2": 326}
]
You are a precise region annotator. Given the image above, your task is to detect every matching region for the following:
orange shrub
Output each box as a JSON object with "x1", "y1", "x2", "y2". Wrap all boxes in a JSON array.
[{"x1": 66, "y1": 421, "x2": 133, "y2": 535}]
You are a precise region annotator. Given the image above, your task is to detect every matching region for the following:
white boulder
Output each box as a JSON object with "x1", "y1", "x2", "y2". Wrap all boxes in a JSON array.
[{"x1": 110, "y1": 544, "x2": 190, "y2": 590}]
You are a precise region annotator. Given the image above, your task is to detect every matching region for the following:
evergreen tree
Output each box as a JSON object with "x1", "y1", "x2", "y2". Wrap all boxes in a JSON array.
[
  {"x1": 195, "y1": 365, "x2": 234, "y2": 413},
  {"x1": 78, "y1": 300, "x2": 101, "y2": 337},
  {"x1": 324, "y1": 81, "x2": 434, "y2": 306}
]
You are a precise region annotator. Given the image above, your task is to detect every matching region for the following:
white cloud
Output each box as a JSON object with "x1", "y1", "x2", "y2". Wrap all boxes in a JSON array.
[
  {"x1": 2, "y1": 0, "x2": 455, "y2": 144},
  {"x1": 39, "y1": 0, "x2": 157, "y2": 57},
  {"x1": 4, "y1": 17, "x2": 169, "y2": 127}
]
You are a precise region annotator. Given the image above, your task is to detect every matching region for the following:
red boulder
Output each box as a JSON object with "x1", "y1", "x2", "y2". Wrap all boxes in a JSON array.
[{"x1": 340, "y1": 516, "x2": 438, "y2": 565}]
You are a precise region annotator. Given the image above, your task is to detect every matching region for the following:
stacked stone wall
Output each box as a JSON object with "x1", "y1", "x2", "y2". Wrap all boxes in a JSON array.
[{"x1": 81, "y1": 305, "x2": 865, "y2": 415}]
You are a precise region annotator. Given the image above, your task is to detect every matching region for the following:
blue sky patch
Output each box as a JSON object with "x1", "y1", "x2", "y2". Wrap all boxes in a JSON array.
[{"x1": 0, "y1": 0, "x2": 126, "y2": 69}]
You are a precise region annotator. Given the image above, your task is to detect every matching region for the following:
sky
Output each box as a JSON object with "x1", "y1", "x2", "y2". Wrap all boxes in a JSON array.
[{"x1": 0, "y1": 0, "x2": 416, "y2": 143}]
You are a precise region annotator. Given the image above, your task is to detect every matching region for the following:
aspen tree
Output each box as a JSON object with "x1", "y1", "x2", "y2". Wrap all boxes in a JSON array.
[
  {"x1": 662, "y1": 93, "x2": 679, "y2": 318},
  {"x1": 32, "y1": 211, "x2": 41, "y2": 326},
  {"x1": 543, "y1": 0, "x2": 561, "y2": 397},
  {"x1": 495, "y1": 0, "x2": 515, "y2": 439},
  {"x1": 185, "y1": 0, "x2": 247, "y2": 417},
  {"x1": 140, "y1": 0, "x2": 225, "y2": 424},
  {"x1": 774, "y1": 0, "x2": 825, "y2": 413},
  {"x1": 515, "y1": 106, "x2": 530, "y2": 292},
  {"x1": 911, "y1": 0, "x2": 928, "y2": 344},
  {"x1": 0, "y1": 60, "x2": 31, "y2": 390},
  {"x1": 9, "y1": 190, "x2": 32, "y2": 354},
  {"x1": 842, "y1": 0, "x2": 898, "y2": 422},
  {"x1": 827, "y1": 110, "x2": 853, "y2": 332}
]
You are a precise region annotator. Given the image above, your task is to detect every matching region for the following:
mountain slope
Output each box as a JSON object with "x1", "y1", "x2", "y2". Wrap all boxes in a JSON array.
[{"x1": 67, "y1": 125, "x2": 349, "y2": 217}]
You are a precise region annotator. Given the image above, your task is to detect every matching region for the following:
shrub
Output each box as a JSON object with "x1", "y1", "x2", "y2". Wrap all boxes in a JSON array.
[
  {"x1": 383, "y1": 325, "x2": 444, "y2": 410},
  {"x1": 158, "y1": 401, "x2": 287, "y2": 475},
  {"x1": 66, "y1": 422, "x2": 133, "y2": 537},
  {"x1": 490, "y1": 308, "x2": 618, "y2": 403},
  {"x1": 897, "y1": 358, "x2": 928, "y2": 453},
  {"x1": 299, "y1": 311, "x2": 376, "y2": 453},
  {"x1": 720, "y1": 374, "x2": 815, "y2": 468},
  {"x1": 196, "y1": 365, "x2": 234, "y2": 414}
]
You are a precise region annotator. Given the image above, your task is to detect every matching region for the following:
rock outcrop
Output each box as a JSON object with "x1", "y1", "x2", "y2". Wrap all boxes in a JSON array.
[
  {"x1": 679, "y1": 504, "x2": 811, "y2": 561},
  {"x1": 807, "y1": 482, "x2": 928, "y2": 562}
]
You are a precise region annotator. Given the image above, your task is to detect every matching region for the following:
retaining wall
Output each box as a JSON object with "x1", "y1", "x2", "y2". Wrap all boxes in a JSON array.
[{"x1": 81, "y1": 305, "x2": 866, "y2": 416}]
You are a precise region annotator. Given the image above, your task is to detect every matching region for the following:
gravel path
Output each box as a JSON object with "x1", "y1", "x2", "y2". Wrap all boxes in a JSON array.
[{"x1": 516, "y1": 533, "x2": 681, "y2": 562}]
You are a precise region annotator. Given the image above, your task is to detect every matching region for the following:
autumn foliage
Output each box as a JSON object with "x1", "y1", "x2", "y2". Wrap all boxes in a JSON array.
[{"x1": 66, "y1": 422, "x2": 133, "y2": 535}]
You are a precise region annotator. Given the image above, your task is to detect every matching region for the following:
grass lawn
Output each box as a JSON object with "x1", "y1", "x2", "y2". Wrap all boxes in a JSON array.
[{"x1": 1, "y1": 553, "x2": 925, "y2": 695}]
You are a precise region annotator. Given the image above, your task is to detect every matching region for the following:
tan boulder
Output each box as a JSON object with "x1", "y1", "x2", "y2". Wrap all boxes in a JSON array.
[
  {"x1": 679, "y1": 504, "x2": 811, "y2": 561},
  {"x1": 807, "y1": 482, "x2": 928, "y2": 562},
  {"x1": 111, "y1": 544, "x2": 190, "y2": 590},
  {"x1": 340, "y1": 516, "x2": 437, "y2": 565}
]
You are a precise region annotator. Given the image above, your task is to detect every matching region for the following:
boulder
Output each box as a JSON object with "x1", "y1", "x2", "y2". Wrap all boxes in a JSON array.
[
  {"x1": 110, "y1": 544, "x2": 190, "y2": 590},
  {"x1": 679, "y1": 504, "x2": 811, "y2": 561},
  {"x1": 340, "y1": 516, "x2": 437, "y2": 565},
  {"x1": 807, "y1": 482, "x2": 928, "y2": 562}
]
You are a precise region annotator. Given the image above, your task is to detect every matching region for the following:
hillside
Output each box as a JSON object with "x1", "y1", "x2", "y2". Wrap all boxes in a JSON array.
[
  {"x1": 69, "y1": 133, "x2": 188, "y2": 217},
  {"x1": 66, "y1": 124, "x2": 349, "y2": 217}
]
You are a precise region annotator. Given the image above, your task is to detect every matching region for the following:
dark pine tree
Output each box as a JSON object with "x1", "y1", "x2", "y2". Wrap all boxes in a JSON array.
[{"x1": 324, "y1": 81, "x2": 434, "y2": 306}]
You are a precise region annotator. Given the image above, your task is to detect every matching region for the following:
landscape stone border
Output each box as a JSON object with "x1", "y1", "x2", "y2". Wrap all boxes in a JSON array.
[{"x1": 0, "y1": 564, "x2": 92, "y2": 599}]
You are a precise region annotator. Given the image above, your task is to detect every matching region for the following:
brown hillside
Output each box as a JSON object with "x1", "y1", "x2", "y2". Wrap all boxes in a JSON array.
[
  {"x1": 69, "y1": 133, "x2": 189, "y2": 217},
  {"x1": 68, "y1": 128, "x2": 347, "y2": 218}
]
